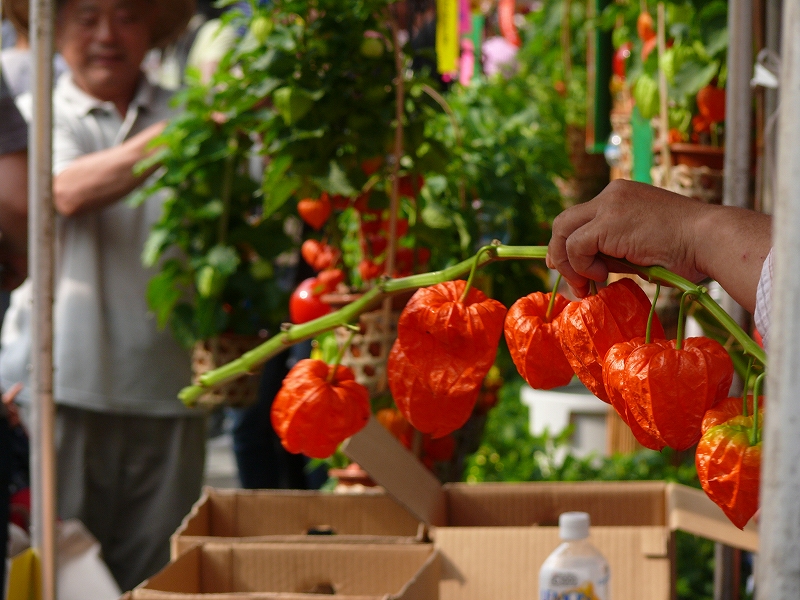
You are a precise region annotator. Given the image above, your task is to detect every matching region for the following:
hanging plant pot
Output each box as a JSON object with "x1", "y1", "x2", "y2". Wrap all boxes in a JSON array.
[
  {"x1": 669, "y1": 143, "x2": 725, "y2": 170},
  {"x1": 191, "y1": 333, "x2": 268, "y2": 409},
  {"x1": 322, "y1": 292, "x2": 412, "y2": 399}
]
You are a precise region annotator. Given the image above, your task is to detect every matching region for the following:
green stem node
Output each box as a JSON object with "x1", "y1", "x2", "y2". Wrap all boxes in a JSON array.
[
  {"x1": 545, "y1": 273, "x2": 563, "y2": 322},
  {"x1": 645, "y1": 283, "x2": 660, "y2": 344}
]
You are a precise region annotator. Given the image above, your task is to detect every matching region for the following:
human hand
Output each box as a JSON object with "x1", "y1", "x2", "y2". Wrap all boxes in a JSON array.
[
  {"x1": 2, "y1": 382, "x2": 24, "y2": 429},
  {"x1": 546, "y1": 180, "x2": 709, "y2": 297}
]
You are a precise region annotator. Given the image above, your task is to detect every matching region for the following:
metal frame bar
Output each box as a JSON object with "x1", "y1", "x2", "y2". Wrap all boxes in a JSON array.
[
  {"x1": 759, "y1": 0, "x2": 800, "y2": 596},
  {"x1": 29, "y1": 0, "x2": 57, "y2": 597}
]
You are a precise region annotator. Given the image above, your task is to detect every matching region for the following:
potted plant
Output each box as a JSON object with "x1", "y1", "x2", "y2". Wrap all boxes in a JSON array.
[{"x1": 620, "y1": 0, "x2": 728, "y2": 160}]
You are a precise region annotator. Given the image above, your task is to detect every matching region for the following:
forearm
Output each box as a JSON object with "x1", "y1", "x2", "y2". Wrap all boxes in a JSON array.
[
  {"x1": 0, "y1": 150, "x2": 28, "y2": 255},
  {"x1": 54, "y1": 121, "x2": 165, "y2": 217},
  {"x1": 691, "y1": 205, "x2": 772, "y2": 314}
]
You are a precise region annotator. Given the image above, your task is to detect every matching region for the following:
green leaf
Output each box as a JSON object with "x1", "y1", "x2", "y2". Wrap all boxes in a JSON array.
[
  {"x1": 134, "y1": 147, "x2": 169, "y2": 176},
  {"x1": 170, "y1": 304, "x2": 198, "y2": 349},
  {"x1": 206, "y1": 245, "x2": 240, "y2": 275},
  {"x1": 633, "y1": 74, "x2": 660, "y2": 120},
  {"x1": 273, "y1": 86, "x2": 316, "y2": 125},
  {"x1": 146, "y1": 270, "x2": 181, "y2": 330},
  {"x1": 317, "y1": 331, "x2": 340, "y2": 363},
  {"x1": 672, "y1": 60, "x2": 719, "y2": 98},
  {"x1": 263, "y1": 176, "x2": 300, "y2": 217},
  {"x1": 704, "y1": 27, "x2": 728, "y2": 57},
  {"x1": 421, "y1": 204, "x2": 453, "y2": 230},
  {"x1": 142, "y1": 228, "x2": 170, "y2": 267},
  {"x1": 313, "y1": 161, "x2": 357, "y2": 196}
]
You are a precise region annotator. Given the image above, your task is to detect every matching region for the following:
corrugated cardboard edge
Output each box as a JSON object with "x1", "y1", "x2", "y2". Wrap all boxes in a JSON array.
[
  {"x1": 129, "y1": 542, "x2": 439, "y2": 600},
  {"x1": 395, "y1": 549, "x2": 441, "y2": 600},
  {"x1": 343, "y1": 416, "x2": 447, "y2": 527},
  {"x1": 666, "y1": 482, "x2": 758, "y2": 552},
  {"x1": 171, "y1": 488, "x2": 212, "y2": 560},
  {"x1": 173, "y1": 534, "x2": 421, "y2": 558}
]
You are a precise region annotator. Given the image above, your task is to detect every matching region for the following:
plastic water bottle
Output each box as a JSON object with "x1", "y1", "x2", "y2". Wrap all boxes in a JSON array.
[{"x1": 538, "y1": 511, "x2": 610, "y2": 600}]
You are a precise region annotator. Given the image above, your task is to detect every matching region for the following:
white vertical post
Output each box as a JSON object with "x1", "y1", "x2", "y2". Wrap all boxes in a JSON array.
[
  {"x1": 758, "y1": 0, "x2": 800, "y2": 596},
  {"x1": 29, "y1": 0, "x2": 58, "y2": 597},
  {"x1": 720, "y1": 0, "x2": 754, "y2": 355}
]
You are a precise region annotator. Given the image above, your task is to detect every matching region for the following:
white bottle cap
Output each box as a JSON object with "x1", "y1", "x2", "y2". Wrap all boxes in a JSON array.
[{"x1": 559, "y1": 511, "x2": 590, "y2": 541}]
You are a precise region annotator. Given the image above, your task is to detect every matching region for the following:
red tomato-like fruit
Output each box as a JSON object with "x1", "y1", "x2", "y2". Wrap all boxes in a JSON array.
[
  {"x1": 613, "y1": 42, "x2": 632, "y2": 79},
  {"x1": 301, "y1": 239, "x2": 340, "y2": 272},
  {"x1": 297, "y1": 193, "x2": 332, "y2": 230},
  {"x1": 360, "y1": 156, "x2": 384, "y2": 176},
  {"x1": 380, "y1": 218, "x2": 409, "y2": 238},
  {"x1": 289, "y1": 278, "x2": 332, "y2": 324},
  {"x1": 696, "y1": 84, "x2": 726, "y2": 124},
  {"x1": 637, "y1": 12, "x2": 656, "y2": 41},
  {"x1": 359, "y1": 259, "x2": 383, "y2": 281},
  {"x1": 316, "y1": 268, "x2": 345, "y2": 293},
  {"x1": 397, "y1": 174, "x2": 425, "y2": 198}
]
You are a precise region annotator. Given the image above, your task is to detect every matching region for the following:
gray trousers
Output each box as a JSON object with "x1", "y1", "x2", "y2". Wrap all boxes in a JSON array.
[{"x1": 55, "y1": 406, "x2": 206, "y2": 592}]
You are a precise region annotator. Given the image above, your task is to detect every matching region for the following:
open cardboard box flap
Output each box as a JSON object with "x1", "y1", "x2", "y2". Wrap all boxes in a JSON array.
[
  {"x1": 130, "y1": 542, "x2": 439, "y2": 600},
  {"x1": 342, "y1": 416, "x2": 758, "y2": 552},
  {"x1": 171, "y1": 487, "x2": 426, "y2": 558},
  {"x1": 344, "y1": 417, "x2": 758, "y2": 599}
]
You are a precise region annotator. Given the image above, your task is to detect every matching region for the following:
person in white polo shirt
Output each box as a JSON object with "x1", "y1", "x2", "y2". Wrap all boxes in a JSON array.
[{"x1": 0, "y1": 0, "x2": 203, "y2": 590}]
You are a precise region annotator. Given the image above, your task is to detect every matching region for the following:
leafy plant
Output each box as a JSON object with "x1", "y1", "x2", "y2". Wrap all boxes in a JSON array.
[
  {"x1": 137, "y1": 0, "x2": 449, "y2": 346},
  {"x1": 133, "y1": 74, "x2": 297, "y2": 348},
  {"x1": 602, "y1": 0, "x2": 728, "y2": 143},
  {"x1": 423, "y1": 72, "x2": 570, "y2": 306}
]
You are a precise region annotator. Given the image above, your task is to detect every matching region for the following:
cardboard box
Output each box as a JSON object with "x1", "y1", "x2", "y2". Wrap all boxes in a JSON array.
[
  {"x1": 129, "y1": 542, "x2": 439, "y2": 600},
  {"x1": 343, "y1": 417, "x2": 759, "y2": 600},
  {"x1": 172, "y1": 488, "x2": 425, "y2": 559}
]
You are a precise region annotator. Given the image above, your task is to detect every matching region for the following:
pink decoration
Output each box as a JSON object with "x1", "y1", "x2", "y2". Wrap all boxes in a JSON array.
[{"x1": 459, "y1": 38, "x2": 475, "y2": 85}]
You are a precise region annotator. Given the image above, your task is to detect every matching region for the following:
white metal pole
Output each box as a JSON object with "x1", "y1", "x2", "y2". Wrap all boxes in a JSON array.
[
  {"x1": 757, "y1": 0, "x2": 800, "y2": 596},
  {"x1": 29, "y1": 0, "x2": 58, "y2": 596},
  {"x1": 720, "y1": 0, "x2": 754, "y2": 357}
]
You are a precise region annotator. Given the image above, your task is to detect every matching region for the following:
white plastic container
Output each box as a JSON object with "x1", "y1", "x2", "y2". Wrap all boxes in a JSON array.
[{"x1": 538, "y1": 511, "x2": 610, "y2": 600}]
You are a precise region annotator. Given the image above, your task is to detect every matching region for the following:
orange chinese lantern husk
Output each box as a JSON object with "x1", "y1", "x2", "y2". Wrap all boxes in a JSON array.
[
  {"x1": 388, "y1": 281, "x2": 507, "y2": 437},
  {"x1": 615, "y1": 337, "x2": 733, "y2": 451},
  {"x1": 559, "y1": 278, "x2": 665, "y2": 402},
  {"x1": 271, "y1": 359, "x2": 371, "y2": 458},
  {"x1": 701, "y1": 395, "x2": 764, "y2": 435},
  {"x1": 375, "y1": 407, "x2": 414, "y2": 449},
  {"x1": 505, "y1": 292, "x2": 575, "y2": 390},
  {"x1": 603, "y1": 339, "x2": 666, "y2": 450},
  {"x1": 696, "y1": 417, "x2": 760, "y2": 529},
  {"x1": 389, "y1": 339, "x2": 482, "y2": 438}
]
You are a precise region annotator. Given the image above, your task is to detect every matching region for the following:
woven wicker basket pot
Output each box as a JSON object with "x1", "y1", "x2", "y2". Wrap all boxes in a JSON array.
[
  {"x1": 323, "y1": 293, "x2": 412, "y2": 399},
  {"x1": 191, "y1": 333, "x2": 268, "y2": 409}
]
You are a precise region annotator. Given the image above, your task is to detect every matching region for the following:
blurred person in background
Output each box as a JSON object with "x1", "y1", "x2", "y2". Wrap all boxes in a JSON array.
[
  {"x1": 1, "y1": 0, "x2": 69, "y2": 96},
  {"x1": 0, "y1": 70, "x2": 28, "y2": 596},
  {"x1": 0, "y1": 0, "x2": 203, "y2": 590}
]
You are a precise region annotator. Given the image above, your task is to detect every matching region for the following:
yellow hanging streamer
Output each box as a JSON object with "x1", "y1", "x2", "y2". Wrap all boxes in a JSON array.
[{"x1": 436, "y1": 0, "x2": 459, "y2": 74}]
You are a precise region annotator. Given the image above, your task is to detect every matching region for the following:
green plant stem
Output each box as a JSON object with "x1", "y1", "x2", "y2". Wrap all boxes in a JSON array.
[
  {"x1": 742, "y1": 358, "x2": 754, "y2": 418},
  {"x1": 327, "y1": 330, "x2": 357, "y2": 383},
  {"x1": 460, "y1": 244, "x2": 497, "y2": 302},
  {"x1": 179, "y1": 246, "x2": 767, "y2": 405},
  {"x1": 545, "y1": 273, "x2": 563, "y2": 321},
  {"x1": 752, "y1": 373, "x2": 765, "y2": 445},
  {"x1": 646, "y1": 283, "x2": 660, "y2": 344},
  {"x1": 676, "y1": 291, "x2": 694, "y2": 351},
  {"x1": 589, "y1": 280, "x2": 597, "y2": 296},
  {"x1": 610, "y1": 259, "x2": 767, "y2": 366}
]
